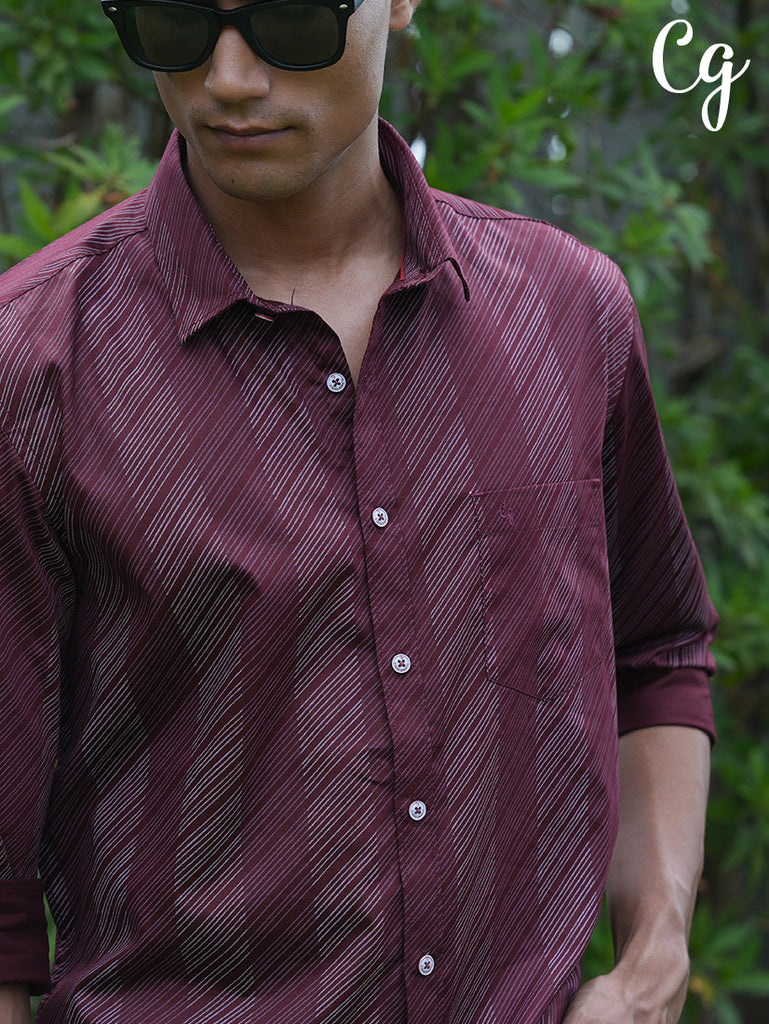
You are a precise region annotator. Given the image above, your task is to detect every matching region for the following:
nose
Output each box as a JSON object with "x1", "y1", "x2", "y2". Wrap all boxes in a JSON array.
[{"x1": 204, "y1": 26, "x2": 272, "y2": 103}]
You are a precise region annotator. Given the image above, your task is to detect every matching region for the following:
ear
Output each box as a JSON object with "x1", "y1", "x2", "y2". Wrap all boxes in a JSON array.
[{"x1": 389, "y1": 0, "x2": 419, "y2": 32}]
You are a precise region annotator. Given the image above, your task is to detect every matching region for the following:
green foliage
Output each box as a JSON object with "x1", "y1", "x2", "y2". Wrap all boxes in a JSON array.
[
  {"x1": 0, "y1": 0, "x2": 121, "y2": 113},
  {"x1": 0, "y1": 0, "x2": 157, "y2": 270},
  {"x1": 687, "y1": 906, "x2": 769, "y2": 1023},
  {"x1": 0, "y1": 126, "x2": 156, "y2": 264},
  {"x1": 1, "y1": 1, "x2": 768, "y2": 1021},
  {"x1": 0, "y1": 92, "x2": 23, "y2": 159}
]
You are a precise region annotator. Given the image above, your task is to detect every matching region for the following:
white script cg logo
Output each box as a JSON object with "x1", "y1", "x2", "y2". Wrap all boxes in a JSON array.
[{"x1": 652, "y1": 19, "x2": 750, "y2": 132}]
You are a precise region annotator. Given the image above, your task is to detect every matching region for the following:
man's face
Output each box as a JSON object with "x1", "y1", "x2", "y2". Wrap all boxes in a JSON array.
[{"x1": 151, "y1": 0, "x2": 416, "y2": 208}]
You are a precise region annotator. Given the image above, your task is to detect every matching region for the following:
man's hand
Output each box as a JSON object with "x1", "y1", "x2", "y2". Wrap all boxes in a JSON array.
[
  {"x1": 562, "y1": 941, "x2": 690, "y2": 1023},
  {"x1": 563, "y1": 725, "x2": 710, "y2": 1024}
]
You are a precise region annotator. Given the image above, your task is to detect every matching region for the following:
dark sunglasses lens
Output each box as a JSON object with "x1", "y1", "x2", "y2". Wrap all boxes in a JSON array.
[
  {"x1": 249, "y1": 4, "x2": 341, "y2": 67},
  {"x1": 127, "y1": 4, "x2": 211, "y2": 68}
]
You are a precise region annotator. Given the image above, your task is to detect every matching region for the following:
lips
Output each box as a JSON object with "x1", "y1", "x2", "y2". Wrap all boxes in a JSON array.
[
  {"x1": 206, "y1": 123, "x2": 289, "y2": 151},
  {"x1": 211, "y1": 124, "x2": 272, "y2": 135}
]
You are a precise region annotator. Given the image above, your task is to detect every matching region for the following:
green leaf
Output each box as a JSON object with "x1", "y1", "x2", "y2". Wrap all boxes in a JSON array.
[
  {"x1": 0, "y1": 91, "x2": 23, "y2": 117},
  {"x1": 730, "y1": 970, "x2": 769, "y2": 996},
  {"x1": 0, "y1": 231, "x2": 35, "y2": 264},
  {"x1": 18, "y1": 179, "x2": 54, "y2": 242}
]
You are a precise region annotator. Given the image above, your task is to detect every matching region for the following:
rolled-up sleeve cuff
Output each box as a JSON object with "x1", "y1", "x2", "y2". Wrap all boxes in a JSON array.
[
  {"x1": 616, "y1": 666, "x2": 716, "y2": 745},
  {"x1": 0, "y1": 879, "x2": 51, "y2": 994}
]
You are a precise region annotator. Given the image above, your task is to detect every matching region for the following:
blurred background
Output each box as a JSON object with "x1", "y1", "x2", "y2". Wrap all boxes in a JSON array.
[{"x1": 0, "y1": 0, "x2": 767, "y2": 1020}]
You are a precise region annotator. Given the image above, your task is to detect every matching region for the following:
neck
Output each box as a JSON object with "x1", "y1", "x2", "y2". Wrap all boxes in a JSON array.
[{"x1": 185, "y1": 117, "x2": 402, "y2": 295}]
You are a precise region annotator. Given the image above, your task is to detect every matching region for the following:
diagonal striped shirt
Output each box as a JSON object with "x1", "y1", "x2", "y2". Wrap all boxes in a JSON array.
[{"x1": 0, "y1": 119, "x2": 715, "y2": 1024}]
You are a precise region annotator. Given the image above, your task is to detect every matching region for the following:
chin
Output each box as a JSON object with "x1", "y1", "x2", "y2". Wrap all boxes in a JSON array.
[{"x1": 223, "y1": 178, "x2": 311, "y2": 204}]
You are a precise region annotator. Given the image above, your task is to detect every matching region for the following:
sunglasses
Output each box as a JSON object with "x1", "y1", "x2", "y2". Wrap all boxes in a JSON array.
[{"x1": 101, "y1": 0, "x2": 366, "y2": 73}]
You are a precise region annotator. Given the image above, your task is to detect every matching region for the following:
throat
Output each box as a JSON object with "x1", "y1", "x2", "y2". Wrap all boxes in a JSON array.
[
  {"x1": 263, "y1": 259, "x2": 400, "y2": 388},
  {"x1": 242, "y1": 217, "x2": 405, "y2": 388}
]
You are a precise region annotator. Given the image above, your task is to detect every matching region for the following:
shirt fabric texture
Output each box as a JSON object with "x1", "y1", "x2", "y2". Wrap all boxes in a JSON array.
[{"x1": 0, "y1": 119, "x2": 716, "y2": 1024}]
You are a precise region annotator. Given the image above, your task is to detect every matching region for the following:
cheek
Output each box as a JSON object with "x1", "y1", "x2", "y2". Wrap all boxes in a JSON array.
[
  {"x1": 295, "y1": 48, "x2": 383, "y2": 131},
  {"x1": 340, "y1": 5, "x2": 390, "y2": 88},
  {"x1": 153, "y1": 76, "x2": 179, "y2": 122},
  {"x1": 153, "y1": 72, "x2": 197, "y2": 128},
  {"x1": 331, "y1": 39, "x2": 388, "y2": 116}
]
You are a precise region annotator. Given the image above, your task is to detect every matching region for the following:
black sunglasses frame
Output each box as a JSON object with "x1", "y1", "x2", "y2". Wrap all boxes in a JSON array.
[{"x1": 101, "y1": 0, "x2": 366, "y2": 73}]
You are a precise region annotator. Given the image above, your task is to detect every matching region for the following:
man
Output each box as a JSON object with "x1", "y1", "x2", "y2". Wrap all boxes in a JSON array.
[{"x1": 0, "y1": 0, "x2": 716, "y2": 1022}]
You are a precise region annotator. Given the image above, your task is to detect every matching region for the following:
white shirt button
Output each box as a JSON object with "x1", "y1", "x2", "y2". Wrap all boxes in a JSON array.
[
  {"x1": 391, "y1": 654, "x2": 412, "y2": 674},
  {"x1": 326, "y1": 372, "x2": 347, "y2": 393},
  {"x1": 409, "y1": 800, "x2": 427, "y2": 822},
  {"x1": 418, "y1": 954, "x2": 435, "y2": 976},
  {"x1": 372, "y1": 507, "x2": 389, "y2": 528}
]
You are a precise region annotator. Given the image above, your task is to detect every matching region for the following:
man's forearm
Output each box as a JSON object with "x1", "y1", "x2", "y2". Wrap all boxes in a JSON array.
[
  {"x1": 564, "y1": 724, "x2": 711, "y2": 1023},
  {"x1": 0, "y1": 984, "x2": 31, "y2": 1024},
  {"x1": 607, "y1": 725, "x2": 710, "y2": 1012}
]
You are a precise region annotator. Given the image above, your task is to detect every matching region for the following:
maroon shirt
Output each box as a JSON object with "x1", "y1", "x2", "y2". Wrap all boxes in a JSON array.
[{"x1": 0, "y1": 120, "x2": 716, "y2": 1024}]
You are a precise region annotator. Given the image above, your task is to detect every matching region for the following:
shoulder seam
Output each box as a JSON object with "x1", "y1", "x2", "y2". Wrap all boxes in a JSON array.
[
  {"x1": 432, "y1": 194, "x2": 526, "y2": 224},
  {"x1": 432, "y1": 192, "x2": 629, "y2": 272},
  {"x1": 0, "y1": 220, "x2": 149, "y2": 312}
]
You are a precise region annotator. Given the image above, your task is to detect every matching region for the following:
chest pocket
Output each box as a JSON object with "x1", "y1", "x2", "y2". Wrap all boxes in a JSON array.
[{"x1": 471, "y1": 478, "x2": 612, "y2": 698}]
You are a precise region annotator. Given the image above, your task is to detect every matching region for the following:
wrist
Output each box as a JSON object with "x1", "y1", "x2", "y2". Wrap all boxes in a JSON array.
[
  {"x1": 611, "y1": 925, "x2": 691, "y2": 1018},
  {"x1": 608, "y1": 870, "x2": 697, "y2": 958}
]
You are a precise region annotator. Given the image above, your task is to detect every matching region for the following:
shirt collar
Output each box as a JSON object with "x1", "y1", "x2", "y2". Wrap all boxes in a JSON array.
[
  {"x1": 377, "y1": 119, "x2": 469, "y2": 300},
  {"x1": 145, "y1": 134, "x2": 253, "y2": 344},
  {"x1": 145, "y1": 119, "x2": 469, "y2": 345}
]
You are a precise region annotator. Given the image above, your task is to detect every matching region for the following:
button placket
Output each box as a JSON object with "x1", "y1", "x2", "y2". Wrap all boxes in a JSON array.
[{"x1": 352, "y1": 366, "x2": 442, "y2": 1021}]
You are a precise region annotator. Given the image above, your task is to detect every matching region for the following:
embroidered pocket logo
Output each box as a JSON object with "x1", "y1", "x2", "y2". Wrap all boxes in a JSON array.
[{"x1": 499, "y1": 501, "x2": 518, "y2": 528}]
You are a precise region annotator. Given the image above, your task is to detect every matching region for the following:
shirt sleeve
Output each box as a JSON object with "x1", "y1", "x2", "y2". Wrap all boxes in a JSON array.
[
  {"x1": 0, "y1": 881, "x2": 49, "y2": 993},
  {"x1": 0, "y1": 425, "x2": 72, "y2": 991},
  {"x1": 602, "y1": 300, "x2": 717, "y2": 742}
]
